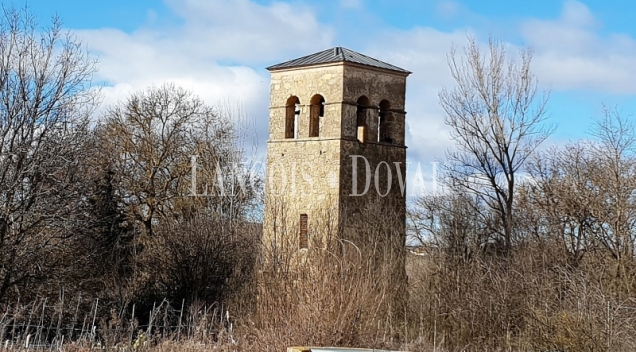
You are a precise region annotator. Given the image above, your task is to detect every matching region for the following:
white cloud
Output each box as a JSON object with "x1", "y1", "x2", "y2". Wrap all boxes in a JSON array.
[
  {"x1": 560, "y1": 0, "x2": 597, "y2": 27},
  {"x1": 522, "y1": 0, "x2": 636, "y2": 94},
  {"x1": 80, "y1": 24, "x2": 269, "y2": 126},
  {"x1": 162, "y1": 0, "x2": 334, "y2": 63},
  {"x1": 75, "y1": 0, "x2": 335, "y2": 158},
  {"x1": 436, "y1": 0, "x2": 461, "y2": 20},
  {"x1": 339, "y1": 0, "x2": 362, "y2": 9}
]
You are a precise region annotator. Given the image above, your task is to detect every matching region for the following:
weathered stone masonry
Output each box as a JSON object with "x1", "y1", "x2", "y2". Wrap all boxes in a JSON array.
[{"x1": 263, "y1": 47, "x2": 411, "y2": 286}]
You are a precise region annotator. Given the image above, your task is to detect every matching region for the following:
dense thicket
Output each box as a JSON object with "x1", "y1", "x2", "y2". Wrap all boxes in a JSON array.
[{"x1": 0, "y1": 6, "x2": 258, "y2": 321}]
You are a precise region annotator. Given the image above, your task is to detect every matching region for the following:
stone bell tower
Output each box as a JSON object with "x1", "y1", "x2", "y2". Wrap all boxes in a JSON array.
[{"x1": 263, "y1": 47, "x2": 410, "y2": 268}]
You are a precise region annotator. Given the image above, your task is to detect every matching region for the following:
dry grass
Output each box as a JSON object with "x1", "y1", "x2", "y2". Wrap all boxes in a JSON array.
[{"x1": 6, "y1": 210, "x2": 636, "y2": 351}]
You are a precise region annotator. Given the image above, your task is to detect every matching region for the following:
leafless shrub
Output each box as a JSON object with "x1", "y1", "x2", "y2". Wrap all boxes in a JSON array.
[{"x1": 136, "y1": 215, "x2": 258, "y2": 307}]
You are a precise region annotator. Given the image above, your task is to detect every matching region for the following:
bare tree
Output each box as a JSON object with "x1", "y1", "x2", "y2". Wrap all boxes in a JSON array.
[
  {"x1": 97, "y1": 84, "x2": 257, "y2": 237},
  {"x1": 588, "y1": 108, "x2": 636, "y2": 263},
  {"x1": 438, "y1": 37, "x2": 553, "y2": 253},
  {"x1": 409, "y1": 193, "x2": 490, "y2": 261},
  {"x1": 0, "y1": 7, "x2": 99, "y2": 301},
  {"x1": 527, "y1": 109, "x2": 636, "y2": 267},
  {"x1": 525, "y1": 142, "x2": 600, "y2": 267}
]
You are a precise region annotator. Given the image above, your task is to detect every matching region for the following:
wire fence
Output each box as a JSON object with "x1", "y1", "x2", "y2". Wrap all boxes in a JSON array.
[{"x1": 0, "y1": 297, "x2": 235, "y2": 350}]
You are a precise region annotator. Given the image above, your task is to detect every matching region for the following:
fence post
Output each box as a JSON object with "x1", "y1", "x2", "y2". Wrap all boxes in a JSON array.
[
  {"x1": 162, "y1": 300, "x2": 168, "y2": 339},
  {"x1": 90, "y1": 298, "x2": 99, "y2": 345},
  {"x1": 56, "y1": 298, "x2": 64, "y2": 343},
  {"x1": 71, "y1": 293, "x2": 81, "y2": 339},
  {"x1": 11, "y1": 297, "x2": 19, "y2": 345},
  {"x1": 130, "y1": 303, "x2": 136, "y2": 344},
  {"x1": 177, "y1": 299, "x2": 185, "y2": 342},
  {"x1": 25, "y1": 299, "x2": 37, "y2": 345},
  {"x1": 606, "y1": 300, "x2": 611, "y2": 350},
  {"x1": 36, "y1": 299, "x2": 47, "y2": 348},
  {"x1": 147, "y1": 302, "x2": 156, "y2": 338}
]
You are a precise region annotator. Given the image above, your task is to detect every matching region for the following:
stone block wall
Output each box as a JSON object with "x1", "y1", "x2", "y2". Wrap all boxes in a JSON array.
[
  {"x1": 269, "y1": 65, "x2": 345, "y2": 140},
  {"x1": 263, "y1": 62, "x2": 408, "y2": 282}
]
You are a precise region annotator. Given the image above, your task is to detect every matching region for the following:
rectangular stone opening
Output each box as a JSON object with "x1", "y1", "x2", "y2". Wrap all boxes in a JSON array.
[{"x1": 299, "y1": 213, "x2": 308, "y2": 249}]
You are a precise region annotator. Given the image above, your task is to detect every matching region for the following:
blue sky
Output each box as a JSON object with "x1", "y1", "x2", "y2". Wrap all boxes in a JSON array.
[{"x1": 23, "y1": 0, "x2": 636, "y2": 191}]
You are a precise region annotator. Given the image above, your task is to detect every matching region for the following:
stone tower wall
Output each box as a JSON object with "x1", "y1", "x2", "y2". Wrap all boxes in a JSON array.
[
  {"x1": 338, "y1": 65, "x2": 408, "y2": 249},
  {"x1": 263, "y1": 138, "x2": 342, "y2": 251},
  {"x1": 264, "y1": 62, "x2": 408, "y2": 260},
  {"x1": 341, "y1": 65, "x2": 407, "y2": 145},
  {"x1": 268, "y1": 65, "x2": 344, "y2": 140},
  {"x1": 264, "y1": 65, "x2": 346, "y2": 251}
]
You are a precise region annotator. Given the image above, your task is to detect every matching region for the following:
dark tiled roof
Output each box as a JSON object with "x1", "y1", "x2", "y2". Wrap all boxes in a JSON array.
[{"x1": 266, "y1": 47, "x2": 410, "y2": 74}]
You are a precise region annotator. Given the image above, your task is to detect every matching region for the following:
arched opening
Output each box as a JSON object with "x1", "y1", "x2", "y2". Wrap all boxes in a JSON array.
[
  {"x1": 309, "y1": 94, "x2": 325, "y2": 137},
  {"x1": 285, "y1": 96, "x2": 300, "y2": 139},
  {"x1": 378, "y1": 99, "x2": 392, "y2": 143},
  {"x1": 356, "y1": 96, "x2": 370, "y2": 143}
]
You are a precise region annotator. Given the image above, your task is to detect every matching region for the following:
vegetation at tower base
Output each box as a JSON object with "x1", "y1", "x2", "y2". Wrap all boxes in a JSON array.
[
  {"x1": 6, "y1": 6, "x2": 636, "y2": 352},
  {"x1": 257, "y1": 201, "x2": 409, "y2": 349}
]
